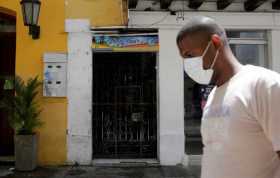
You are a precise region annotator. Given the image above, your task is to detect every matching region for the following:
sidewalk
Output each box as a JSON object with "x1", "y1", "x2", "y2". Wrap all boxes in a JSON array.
[{"x1": 0, "y1": 165, "x2": 201, "y2": 178}]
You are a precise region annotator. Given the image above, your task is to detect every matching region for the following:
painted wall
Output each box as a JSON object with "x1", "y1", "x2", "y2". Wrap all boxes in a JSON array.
[
  {"x1": 0, "y1": 0, "x2": 128, "y2": 165},
  {"x1": 0, "y1": 0, "x2": 67, "y2": 165},
  {"x1": 65, "y1": 0, "x2": 128, "y2": 27}
]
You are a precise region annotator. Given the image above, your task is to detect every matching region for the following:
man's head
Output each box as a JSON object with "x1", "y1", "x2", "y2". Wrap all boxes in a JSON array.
[{"x1": 177, "y1": 16, "x2": 231, "y2": 84}]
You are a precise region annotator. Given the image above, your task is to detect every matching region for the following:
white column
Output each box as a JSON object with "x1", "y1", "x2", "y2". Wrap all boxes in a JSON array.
[
  {"x1": 158, "y1": 29, "x2": 185, "y2": 165},
  {"x1": 65, "y1": 19, "x2": 93, "y2": 165},
  {"x1": 270, "y1": 30, "x2": 280, "y2": 73}
]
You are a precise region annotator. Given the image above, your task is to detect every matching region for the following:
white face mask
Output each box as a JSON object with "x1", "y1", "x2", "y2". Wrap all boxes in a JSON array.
[{"x1": 183, "y1": 41, "x2": 219, "y2": 85}]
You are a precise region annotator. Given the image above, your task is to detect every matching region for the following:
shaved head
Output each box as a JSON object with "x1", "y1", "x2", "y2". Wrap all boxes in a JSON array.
[
  {"x1": 177, "y1": 16, "x2": 242, "y2": 87},
  {"x1": 176, "y1": 16, "x2": 228, "y2": 47}
]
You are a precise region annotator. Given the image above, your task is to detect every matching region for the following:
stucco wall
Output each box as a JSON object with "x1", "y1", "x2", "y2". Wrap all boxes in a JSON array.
[
  {"x1": 0, "y1": 0, "x2": 67, "y2": 165},
  {"x1": 0, "y1": 0, "x2": 128, "y2": 165},
  {"x1": 65, "y1": 0, "x2": 128, "y2": 27}
]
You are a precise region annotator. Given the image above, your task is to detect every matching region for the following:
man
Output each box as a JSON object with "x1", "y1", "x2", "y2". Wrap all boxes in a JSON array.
[{"x1": 177, "y1": 16, "x2": 280, "y2": 178}]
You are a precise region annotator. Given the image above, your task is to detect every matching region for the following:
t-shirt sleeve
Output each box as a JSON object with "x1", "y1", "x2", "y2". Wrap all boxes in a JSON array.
[{"x1": 255, "y1": 74, "x2": 280, "y2": 152}]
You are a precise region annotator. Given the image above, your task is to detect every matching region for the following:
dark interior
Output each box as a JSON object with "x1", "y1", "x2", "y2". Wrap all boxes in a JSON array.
[
  {"x1": 92, "y1": 52, "x2": 157, "y2": 159},
  {"x1": 0, "y1": 12, "x2": 16, "y2": 156}
]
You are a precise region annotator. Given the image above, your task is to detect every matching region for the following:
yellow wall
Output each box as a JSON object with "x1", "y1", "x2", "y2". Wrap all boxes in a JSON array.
[
  {"x1": 0, "y1": 0, "x2": 127, "y2": 165},
  {"x1": 65, "y1": 0, "x2": 128, "y2": 27},
  {"x1": 0, "y1": 0, "x2": 67, "y2": 165}
]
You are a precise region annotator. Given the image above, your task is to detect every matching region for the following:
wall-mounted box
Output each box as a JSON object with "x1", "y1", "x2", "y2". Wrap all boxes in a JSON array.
[{"x1": 43, "y1": 53, "x2": 67, "y2": 97}]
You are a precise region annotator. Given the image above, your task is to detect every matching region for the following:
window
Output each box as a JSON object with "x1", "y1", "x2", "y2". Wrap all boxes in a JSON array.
[{"x1": 227, "y1": 31, "x2": 267, "y2": 66}]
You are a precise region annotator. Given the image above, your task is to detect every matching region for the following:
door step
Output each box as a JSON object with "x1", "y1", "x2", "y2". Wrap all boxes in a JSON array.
[
  {"x1": 0, "y1": 156, "x2": 15, "y2": 166},
  {"x1": 92, "y1": 159, "x2": 160, "y2": 167}
]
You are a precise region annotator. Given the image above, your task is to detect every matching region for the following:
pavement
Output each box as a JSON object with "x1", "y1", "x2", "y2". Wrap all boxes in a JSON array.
[{"x1": 0, "y1": 165, "x2": 201, "y2": 178}]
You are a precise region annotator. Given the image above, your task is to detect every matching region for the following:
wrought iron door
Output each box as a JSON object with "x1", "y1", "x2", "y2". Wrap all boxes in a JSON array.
[{"x1": 93, "y1": 52, "x2": 157, "y2": 158}]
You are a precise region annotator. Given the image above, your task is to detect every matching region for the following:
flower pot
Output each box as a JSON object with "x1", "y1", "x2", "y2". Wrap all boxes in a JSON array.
[{"x1": 14, "y1": 134, "x2": 37, "y2": 171}]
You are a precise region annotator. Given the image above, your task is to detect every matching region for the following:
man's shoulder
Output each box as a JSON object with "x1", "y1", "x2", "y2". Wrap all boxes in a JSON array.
[{"x1": 243, "y1": 65, "x2": 280, "y2": 88}]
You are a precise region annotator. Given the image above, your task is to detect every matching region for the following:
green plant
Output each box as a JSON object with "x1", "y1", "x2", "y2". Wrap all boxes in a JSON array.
[{"x1": 0, "y1": 76, "x2": 43, "y2": 135}]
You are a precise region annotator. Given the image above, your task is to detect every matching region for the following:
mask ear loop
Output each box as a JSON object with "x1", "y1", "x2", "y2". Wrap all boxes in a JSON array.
[
  {"x1": 201, "y1": 41, "x2": 213, "y2": 70},
  {"x1": 202, "y1": 41, "x2": 212, "y2": 57},
  {"x1": 210, "y1": 49, "x2": 219, "y2": 69}
]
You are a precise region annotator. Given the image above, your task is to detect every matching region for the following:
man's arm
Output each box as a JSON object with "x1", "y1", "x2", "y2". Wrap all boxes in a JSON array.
[{"x1": 277, "y1": 151, "x2": 280, "y2": 159}]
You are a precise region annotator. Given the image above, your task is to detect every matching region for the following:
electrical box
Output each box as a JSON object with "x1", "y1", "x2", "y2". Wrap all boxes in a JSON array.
[{"x1": 43, "y1": 53, "x2": 67, "y2": 97}]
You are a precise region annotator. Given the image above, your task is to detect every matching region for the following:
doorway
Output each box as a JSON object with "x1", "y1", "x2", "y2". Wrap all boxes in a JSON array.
[
  {"x1": 92, "y1": 52, "x2": 157, "y2": 159},
  {"x1": 0, "y1": 12, "x2": 16, "y2": 157}
]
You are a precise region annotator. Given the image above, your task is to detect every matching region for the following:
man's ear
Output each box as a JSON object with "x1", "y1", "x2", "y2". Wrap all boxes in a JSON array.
[{"x1": 211, "y1": 34, "x2": 222, "y2": 49}]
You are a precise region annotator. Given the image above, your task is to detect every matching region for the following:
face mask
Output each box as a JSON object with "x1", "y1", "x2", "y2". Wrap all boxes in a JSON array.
[{"x1": 183, "y1": 41, "x2": 219, "y2": 85}]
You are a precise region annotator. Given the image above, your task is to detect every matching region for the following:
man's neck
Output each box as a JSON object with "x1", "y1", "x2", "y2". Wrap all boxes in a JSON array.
[{"x1": 216, "y1": 56, "x2": 243, "y2": 87}]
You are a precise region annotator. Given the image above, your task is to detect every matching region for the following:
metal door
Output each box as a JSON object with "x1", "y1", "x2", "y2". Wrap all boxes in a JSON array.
[{"x1": 93, "y1": 52, "x2": 157, "y2": 158}]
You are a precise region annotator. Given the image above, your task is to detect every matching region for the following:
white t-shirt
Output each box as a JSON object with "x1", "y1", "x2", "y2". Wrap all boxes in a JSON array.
[{"x1": 201, "y1": 65, "x2": 280, "y2": 178}]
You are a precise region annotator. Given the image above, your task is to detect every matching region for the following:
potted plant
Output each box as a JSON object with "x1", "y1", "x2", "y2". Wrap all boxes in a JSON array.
[{"x1": 0, "y1": 76, "x2": 43, "y2": 171}]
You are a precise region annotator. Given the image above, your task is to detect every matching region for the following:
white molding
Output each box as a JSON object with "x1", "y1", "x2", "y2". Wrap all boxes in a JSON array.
[
  {"x1": 128, "y1": 11, "x2": 280, "y2": 30},
  {"x1": 170, "y1": 1, "x2": 276, "y2": 12},
  {"x1": 134, "y1": 1, "x2": 277, "y2": 12}
]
